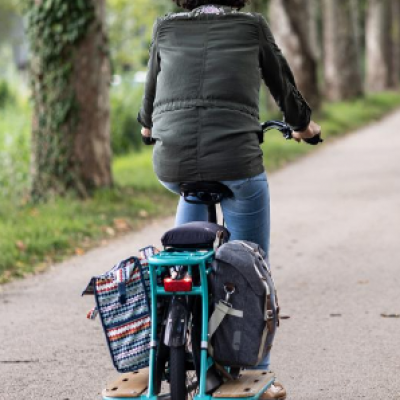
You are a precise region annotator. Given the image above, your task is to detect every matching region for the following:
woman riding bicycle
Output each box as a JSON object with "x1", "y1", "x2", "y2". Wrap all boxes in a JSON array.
[{"x1": 138, "y1": 1, "x2": 321, "y2": 398}]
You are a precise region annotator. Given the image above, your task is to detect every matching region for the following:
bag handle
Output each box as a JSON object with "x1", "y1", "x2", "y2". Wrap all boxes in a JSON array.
[{"x1": 113, "y1": 257, "x2": 138, "y2": 305}]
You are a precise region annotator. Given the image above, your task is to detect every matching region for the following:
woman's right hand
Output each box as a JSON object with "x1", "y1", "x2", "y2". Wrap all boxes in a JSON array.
[
  {"x1": 292, "y1": 121, "x2": 321, "y2": 142},
  {"x1": 141, "y1": 127, "x2": 152, "y2": 137}
]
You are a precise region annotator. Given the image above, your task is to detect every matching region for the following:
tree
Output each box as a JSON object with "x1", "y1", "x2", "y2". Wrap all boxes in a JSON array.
[
  {"x1": 365, "y1": 0, "x2": 393, "y2": 92},
  {"x1": 27, "y1": 0, "x2": 112, "y2": 199},
  {"x1": 107, "y1": 0, "x2": 174, "y2": 72},
  {"x1": 270, "y1": 0, "x2": 321, "y2": 110},
  {"x1": 322, "y1": 0, "x2": 363, "y2": 101},
  {"x1": 389, "y1": 0, "x2": 400, "y2": 88}
]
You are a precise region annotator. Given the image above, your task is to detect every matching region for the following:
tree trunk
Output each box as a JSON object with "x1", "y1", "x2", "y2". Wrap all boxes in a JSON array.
[
  {"x1": 323, "y1": 0, "x2": 364, "y2": 101},
  {"x1": 398, "y1": 0, "x2": 400, "y2": 84},
  {"x1": 30, "y1": 0, "x2": 112, "y2": 200},
  {"x1": 308, "y1": 0, "x2": 321, "y2": 63},
  {"x1": 365, "y1": 0, "x2": 392, "y2": 92},
  {"x1": 270, "y1": 0, "x2": 321, "y2": 110},
  {"x1": 389, "y1": 0, "x2": 400, "y2": 87},
  {"x1": 71, "y1": 0, "x2": 112, "y2": 190}
]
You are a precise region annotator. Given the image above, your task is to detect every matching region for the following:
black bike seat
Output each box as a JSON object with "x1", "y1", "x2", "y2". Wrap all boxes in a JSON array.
[
  {"x1": 162, "y1": 221, "x2": 230, "y2": 249},
  {"x1": 179, "y1": 182, "x2": 233, "y2": 205}
]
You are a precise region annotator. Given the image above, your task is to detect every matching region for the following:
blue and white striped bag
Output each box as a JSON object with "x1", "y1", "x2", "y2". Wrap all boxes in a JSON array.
[{"x1": 83, "y1": 247, "x2": 156, "y2": 372}]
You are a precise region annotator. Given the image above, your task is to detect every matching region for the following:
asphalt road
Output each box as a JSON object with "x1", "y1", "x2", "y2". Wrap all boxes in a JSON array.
[{"x1": 1, "y1": 111, "x2": 400, "y2": 400}]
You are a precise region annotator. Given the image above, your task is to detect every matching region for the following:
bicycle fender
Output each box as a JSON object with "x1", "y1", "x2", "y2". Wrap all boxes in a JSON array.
[{"x1": 164, "y1": 297, "x2": 189, "y2": 347}]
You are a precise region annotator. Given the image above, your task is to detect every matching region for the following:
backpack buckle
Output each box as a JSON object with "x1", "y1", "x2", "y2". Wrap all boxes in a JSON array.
[{"x1": 224, "y1": 284, "x2": 236, "y2": 304}]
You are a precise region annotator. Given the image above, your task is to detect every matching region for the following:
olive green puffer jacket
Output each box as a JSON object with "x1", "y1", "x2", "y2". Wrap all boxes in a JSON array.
[{"x1": 138, "y1": 5, "x2": 311, "y2": 182}]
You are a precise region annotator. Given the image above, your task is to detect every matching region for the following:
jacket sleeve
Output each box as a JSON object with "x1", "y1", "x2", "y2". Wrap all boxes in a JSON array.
[
  {"x1": 137, "y1": 19, "x2": 161, "y2": 129},
  {"x1": 258, "y1": 15, "x2": 311, "y2": 132}
]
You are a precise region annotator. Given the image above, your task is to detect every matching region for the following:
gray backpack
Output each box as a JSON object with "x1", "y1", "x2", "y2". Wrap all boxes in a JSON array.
[{"x1": 208, "y1": 241, "x2": 279, "y2": 368}]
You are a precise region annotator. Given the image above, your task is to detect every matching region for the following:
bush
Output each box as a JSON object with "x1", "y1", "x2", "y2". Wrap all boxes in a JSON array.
[
  {"x1": 0, "y1": 80, "x2": 16, "y2": 107},
  {"x1": 0, "y1": 99, "x2": 31, "y2": 201},
  {"x1": 110, "y1": 80, "x2": 145, "y2": 155}
]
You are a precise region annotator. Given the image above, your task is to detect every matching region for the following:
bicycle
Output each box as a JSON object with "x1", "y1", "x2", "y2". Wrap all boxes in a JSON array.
[{"x1": 102, "y1": 121, "x2": 322, "y2": 400}]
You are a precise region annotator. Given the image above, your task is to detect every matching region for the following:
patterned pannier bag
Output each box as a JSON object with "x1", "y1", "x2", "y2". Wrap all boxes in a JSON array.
[{"x1": 82, "y1": 246, "x2": 157, "y2": 373}]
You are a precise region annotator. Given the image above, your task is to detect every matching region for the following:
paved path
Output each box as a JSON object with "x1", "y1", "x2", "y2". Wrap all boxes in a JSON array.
[{"x1": 1, "y1": 111, "x2": 400, "y2": 400}]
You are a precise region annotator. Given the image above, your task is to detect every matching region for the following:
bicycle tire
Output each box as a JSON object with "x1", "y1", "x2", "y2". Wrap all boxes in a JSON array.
[{"x1": 170, "y1": 345, "x2": 187, "y2": 400}]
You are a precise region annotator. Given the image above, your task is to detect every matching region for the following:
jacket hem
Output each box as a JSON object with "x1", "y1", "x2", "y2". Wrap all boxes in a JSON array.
[{"x1": 156, "y1": 165, "x2": 265, "y2": 183}]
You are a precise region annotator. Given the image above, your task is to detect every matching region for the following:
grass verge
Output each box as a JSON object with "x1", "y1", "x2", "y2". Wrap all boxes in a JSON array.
[
  {"x1": 0, "y1": 188, "x2": 175, "y2": 283},
  {"x1": 1, "y1": 91, "x2": 400, "y2": 283}
]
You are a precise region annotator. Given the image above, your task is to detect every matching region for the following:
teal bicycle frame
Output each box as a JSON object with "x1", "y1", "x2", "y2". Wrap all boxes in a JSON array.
[{"x1": 148, "y1": 250, "x2": 213, "y2": 400}]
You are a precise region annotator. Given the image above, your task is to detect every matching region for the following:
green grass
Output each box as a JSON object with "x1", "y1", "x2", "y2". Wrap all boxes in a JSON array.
[
  {"x1": 113, "y1": 150, "x2": 162, "y2": 190},
  {"x1": 0, "y1": 97, "x2": 31, "y2": 201},
  {"x1": 1, "y1": 91, "x2": 400, "y2": 282}
]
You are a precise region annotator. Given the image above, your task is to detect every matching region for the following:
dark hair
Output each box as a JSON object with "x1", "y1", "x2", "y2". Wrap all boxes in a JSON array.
[{"x1": 172, "y1": 0, "x2": 249, "y2": 11}]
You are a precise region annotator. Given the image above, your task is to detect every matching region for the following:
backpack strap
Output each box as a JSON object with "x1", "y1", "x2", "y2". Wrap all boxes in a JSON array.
[
  {"x1": 237, "y1": 241, "x2": 276, "y2": 364},
  {"x1": 208, "y1": 300, "x2": 243, "y2": 356}
]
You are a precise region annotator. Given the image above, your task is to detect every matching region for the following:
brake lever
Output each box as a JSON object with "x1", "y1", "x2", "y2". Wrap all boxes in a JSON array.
[
  {"x1": 142, "y1": 136, "x2": 156, "y2": 146},
  {"x1": 281, "y1": 128, "x2": 293, "y2": 141}
]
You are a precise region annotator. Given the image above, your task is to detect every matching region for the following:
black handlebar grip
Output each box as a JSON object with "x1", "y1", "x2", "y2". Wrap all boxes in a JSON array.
[
  {"x1": 142, "y1": 136, "x2": 156, "y2": 146},
  {"x1": 303, "y1": 134, "x2": 323, "y2": 145}
]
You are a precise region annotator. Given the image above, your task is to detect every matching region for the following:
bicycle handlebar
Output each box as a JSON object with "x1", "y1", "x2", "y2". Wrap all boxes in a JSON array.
[
  {"x1": 142, "y1": 120, "x2": 323, "y2": 146},
  {"x1": 260, "y1": 120, "x2": 293, "y2": 142},
  {"x1": 260, "y1": 120, "x2": 323, "y2": 145}
]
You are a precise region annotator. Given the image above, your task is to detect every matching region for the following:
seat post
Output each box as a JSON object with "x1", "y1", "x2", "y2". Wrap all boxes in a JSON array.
[
  {"x1": 207, "y1": 204, "x2": 217, "y2": 224},
  {"x1": 179, "y1": 182, "x2": 233, "y2": 225}
]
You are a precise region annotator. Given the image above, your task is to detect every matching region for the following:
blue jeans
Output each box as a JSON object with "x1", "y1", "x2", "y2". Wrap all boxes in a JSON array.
[{"x1": 160, "y1": 172, "x2": 272, "y2": 370}]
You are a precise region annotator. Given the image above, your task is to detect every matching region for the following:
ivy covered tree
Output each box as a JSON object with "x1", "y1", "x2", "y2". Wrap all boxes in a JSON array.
[{"x1": 26, "y1": 0, "x2": 112, "y2": 200}]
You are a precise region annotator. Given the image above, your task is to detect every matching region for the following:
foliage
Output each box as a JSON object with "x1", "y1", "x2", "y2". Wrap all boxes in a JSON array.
[
  {"x1": 107, "y1": 0, "x2": 174, "y2": 72},
  {"x1": 0, "y1": 0, "x2": 22, "y2": 12},
  {"x1": 0, "y1": 81, "x2": 30, "y2": 202},
  {"x1": 0, "y1": 0, "x2": 22, "y2": 39},
  {"x1": 0, "y1": 80, "x2": 16, "y2": 107},
  {"x1": 110, "y1": 81, "x2": 144, "y2": 154},
  {"x1": 25, "y1": 0, "x2": 96, "y2": 199}
]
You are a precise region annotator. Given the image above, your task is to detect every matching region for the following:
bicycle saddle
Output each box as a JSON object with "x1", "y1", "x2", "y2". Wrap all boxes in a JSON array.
[
  {"x1": 179, "y1": 182, "x2": 233, "y2": 205},
  {"x1": 162, "y1": 221, "x2": 230, "y2": 249}
]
